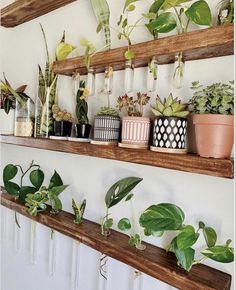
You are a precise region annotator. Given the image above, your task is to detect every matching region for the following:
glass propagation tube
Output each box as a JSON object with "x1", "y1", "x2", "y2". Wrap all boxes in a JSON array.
[
  {"x1": 147, "y1": 57, "x2": 158, "y2": 92},
  {"x1": 87, "y1": 68, "x2": 95, "y2": 96},
  {"x1": 124, "y1": 60, "x2": 134, "y2": 93},
  {"x1": 103, "y1": 66, "x2": 113, "y2": 94}
]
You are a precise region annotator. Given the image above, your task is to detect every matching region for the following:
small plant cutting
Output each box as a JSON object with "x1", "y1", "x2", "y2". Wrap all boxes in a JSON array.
[
  {"x1": 52, "y1": 104, "x2": 73, "y2": 137},
  {"x1": 101, "y1": 176, "x2": 143, "y2": 236},
  {"x1": 139, "y1": 203, "x2": 234, "y2": 272},
  {"x1": 72, "y1": 198, "x2": 86, "y2": 225},
  {"x1": 150, "y1": 93, "x2": 189, "y2": 153},
  {"x1": 117, "y1": 93, "x2": 151, "y2": 149},
  {"x1": 75, "y1": 80, "x2": 92, "y2": 138},
  {"x1": 189, "y1": 81, "x2": 234, "y2": 158},
  {"x1": 217, "y1": 0, "x2": 234, "y2": 25}
]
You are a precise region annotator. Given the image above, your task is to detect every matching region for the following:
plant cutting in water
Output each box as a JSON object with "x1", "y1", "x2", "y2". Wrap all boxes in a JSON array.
[
  {"x1": 139, "y1": 203, "x2": 234, "y2": 271},
  {"x1": 72, "y1": 198, "x2": 86, "y2": 225},
  {"x1": 101, "y1": 177, "x2": 143, "y2": 236},
  {"x1": 189, "y1": 80, "x2": 234, "y2": 114},
  {"x1": 151, "y1": 93, "x2": 189, "y2": 117},
  {"x1": 0, "y1": 74, "x2": 30, "y2": 114},
  {"x1": 117, "y1": 92, "x2": 150, "y2": 116}
]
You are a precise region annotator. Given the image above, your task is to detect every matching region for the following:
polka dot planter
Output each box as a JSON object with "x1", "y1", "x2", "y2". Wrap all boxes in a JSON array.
[{"x1": 150, "y1": 116, "x2": 188, "y2": 154}]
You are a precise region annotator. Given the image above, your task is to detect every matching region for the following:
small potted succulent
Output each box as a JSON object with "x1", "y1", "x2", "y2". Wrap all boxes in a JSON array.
[
  {"x1": 189, "y1": 81, "x2": 234, "y2": 158},
  {"x1": 91, "y1": 94, "x2": 120, "y2": 145},
  {"x1": 150, "y1": 94, "x2": 189, "y2": 153},
  {"x1": 75, "y1": 80, "x2": 92, "y2": 138},
  {"x1": 118, "y1": 93, "x2": 151, "y2": 149},
  {"x1": 52, "y1": 104, "x2": 73, "y2": 137}
]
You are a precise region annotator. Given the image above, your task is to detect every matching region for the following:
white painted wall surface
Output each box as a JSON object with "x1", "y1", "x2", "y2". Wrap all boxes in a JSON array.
[{"x1": 0, "y1": 0, "x2": 234, "y2": 290}]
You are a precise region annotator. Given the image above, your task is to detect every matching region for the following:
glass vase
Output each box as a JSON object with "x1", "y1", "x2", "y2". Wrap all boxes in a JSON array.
[
  {"x1": 103, "y1": 66, "x2": 113, "y2": 94},
  {"x1": 87, "y1": 68, "x2": 95, "y2": 96},
  {"x1": 147, "y1": 57, "x2": 158, "y2": 92},
  {"x1": 172, "y1": 52, "x2": 185, "y2": 89},
  {"x1": 124, "y1": 60, "x2": 134, "y2": 93},
  {"x1": 14, "y1": 98, "x2": 34, "y2": 137}
]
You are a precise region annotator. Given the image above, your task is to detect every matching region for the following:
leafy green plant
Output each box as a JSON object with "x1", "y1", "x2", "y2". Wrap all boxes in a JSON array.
[
  {"x1": 151, "y1": 93, "x2": 189, "y2": 117},
  {"x1": 90, "y1": 0, "x2": 111, "y2": 49},
  {"x1": 0, "y1": 74, "x2": 29, "y2": 114},
  {"x1": 217, "y1": 0, "x2": 234, "y2": 25},
  {"x1": 72, "y1": 198, "x2": 86, "y2": 224},
  {"x1": 75, "y1": 80, "x2": 90, "y2": 124},
  {"x1": 139, "y1": 203, "x2": 234, "y2": 271},
  {"x1": 117, "y1": 92, "x2": 150, "y2": 117},
  {"x1": 189, "y1": 81, "x2": 234, "y2": 114},
  {"x1": 101, "y1": 177, "x2": 143, "y2": 236}
]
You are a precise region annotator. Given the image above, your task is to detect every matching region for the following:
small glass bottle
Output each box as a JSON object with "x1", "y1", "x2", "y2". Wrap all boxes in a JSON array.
[
  {"x1": 103, "y1": 65, "x2": 113, "y2": 94},
  {"x1": 87, "y1": 68, "x2": 95, "y2": 96},
  {"x1": 172, "y1": 52, "x2": 185, "y2": 89},
  {"x1": 124, "y1": 60, "x2": 134, "y2": 93},
  {"x1": 15, "y1": 98, "x2": 34, "y2": 137},
  {"x1": 147, "y1": 57, "x2": 158, "y2": 92}
]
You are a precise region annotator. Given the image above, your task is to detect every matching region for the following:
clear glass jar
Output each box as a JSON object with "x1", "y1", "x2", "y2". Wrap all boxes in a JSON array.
[
  {"x1": 147, "y1": 57, "x2": 158, "y2": 92},
  {"x1": 103, "y1": 65, "x2": 113, "y2": 94},
  {"x1": 172, "y1": 52, "x2": 185, "y2": 89},
  {"x1": 124, "y1": 60, "x2": 134, "y2": 93},
  {"x1": 15, "y1": 98, "x2": 34, "y2": 137},
  {"x1": 87, "y1": 68, "x2": 95, "y2": 96}
]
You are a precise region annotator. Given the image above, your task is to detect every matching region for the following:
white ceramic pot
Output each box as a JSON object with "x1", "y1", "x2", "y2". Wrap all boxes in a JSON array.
[{"x1": 0, "y1": 109, "x2": 14, "y2": 135}]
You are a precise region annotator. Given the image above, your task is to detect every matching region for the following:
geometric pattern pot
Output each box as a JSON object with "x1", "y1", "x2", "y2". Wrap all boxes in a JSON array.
[
  {"x1": 93, "y1": 115, "x2": 120, "y2": 142},
  {"x1": 119, "y1": 116, "x2": 150, "y2": 149},
  {"x1": 151, "y1": 116, "x2": 187, "y2": 153}
]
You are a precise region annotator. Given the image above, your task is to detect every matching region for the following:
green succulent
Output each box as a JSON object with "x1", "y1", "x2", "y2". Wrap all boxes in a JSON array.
[
  {"x1": 97, "y1": 106, "x2": 119, "y2": 116},
  {"x1": 189, "y1": 81, "x2": 234, "y2": 115},
  {"x1": 151, "y1": 94, "x2": 189, "y2": 118}
]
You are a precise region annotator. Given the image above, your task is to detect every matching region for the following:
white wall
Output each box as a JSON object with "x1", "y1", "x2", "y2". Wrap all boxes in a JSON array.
[{"x1": 0, "y1": 0, "x2": 234, "y2": 290}]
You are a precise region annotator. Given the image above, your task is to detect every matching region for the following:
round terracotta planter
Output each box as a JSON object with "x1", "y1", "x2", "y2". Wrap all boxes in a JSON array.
[
  {"x1": 193, "y1": 114, "x2": 234, "y2": 159},
  {"x1": 119, "y1": 116, "x2": 150, "y2": 149}
]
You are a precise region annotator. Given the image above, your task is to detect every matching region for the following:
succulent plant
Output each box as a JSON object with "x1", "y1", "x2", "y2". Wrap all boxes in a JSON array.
[
  {"x1": 76, "y1": 80, "x2": 90, "y2": 124},
  {"x1": 117, "y1": 93, "x2": 150, "y2": 117},
  {"x1": 189, "y1": 81, "x2": 234, "y2": 115},
  {"x1": 97, "y1": 106, "x2": 119, "y2": 116},
  {"x1": 52, "y1": 104, "x2": 72, "y2": 122},
  {"x1": 151, "y1": 94, "x2": 189, "y2": 118}
]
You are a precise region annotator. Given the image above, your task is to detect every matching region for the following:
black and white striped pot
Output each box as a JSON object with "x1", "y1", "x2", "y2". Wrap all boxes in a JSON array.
[
  {"x1": 93, "y1": 115, "x2": 120, "y2": 142},
  {"x1": 150, "y1": 116, "x2": 188, "y2": 154}
]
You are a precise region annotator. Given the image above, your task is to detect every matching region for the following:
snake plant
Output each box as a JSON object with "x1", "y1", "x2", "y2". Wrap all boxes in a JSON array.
[{"x1": 90, "y1": 0, "x2": 111, "y2": 49}]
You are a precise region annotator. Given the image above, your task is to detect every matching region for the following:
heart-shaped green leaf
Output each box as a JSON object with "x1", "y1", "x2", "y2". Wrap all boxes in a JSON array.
[
  {"x1": 203, "y1": 227, "x2": 217, "y2": 247},
  {"x1": 146, "y1": 12, "x2": 177, "y2": 34},
  {"x1": 3, "y1": 164, "x2": 18, "y2": 182},
  {"x1": 4, "y1": 181, "x2": 20, "y2": 196},
  {"x1": 30, "y1": 169, "x2": 44, "y2": 190},
  {"x1": 202, "y1": 245, "x2": 234, "y2": 263},
  {"x1": 118, "y1": 218, "x2": 132, "y2": 231},
  {"x1": 48, "y1": 170, "x2": 63, "y2": 189},
  {"x1": 176, "y1": 225, "x2": 199, "y2": 250},
  {"x1": 185, "y1": 0, "x2": 212, "y2": 26}
]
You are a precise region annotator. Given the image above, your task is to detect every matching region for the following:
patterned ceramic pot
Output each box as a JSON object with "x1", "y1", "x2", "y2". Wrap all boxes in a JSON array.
[
  {"x1": 120, "y1": 116, "x2": 150, "y2": 149},
  {"x1": 151, "y1": 116, "x2": 187, "y2": 153},
  {"x1": 93, "y1": 115, "x2": 120, "y2": 142}
]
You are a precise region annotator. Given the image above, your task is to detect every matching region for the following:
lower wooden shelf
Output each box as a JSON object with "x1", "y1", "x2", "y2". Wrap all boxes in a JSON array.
[
  {"x1": 0, "y1": 135, "x2": 234, "y2": 179},
  {"x1": 0, "y1": 191, "x2": 232, "y2": 290}
]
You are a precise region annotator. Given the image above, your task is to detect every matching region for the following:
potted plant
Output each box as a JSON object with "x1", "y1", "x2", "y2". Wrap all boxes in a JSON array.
[
  {"x1": 51, "y1": 104, "x2": 73, "y2": 138},
  {"x1": 118, "y1": 93, "x2": 151, "y2": 149},
  {"x1": 0, "y1": 75, "x2": 29, "y2": 135},
  {"x1": 75, "y1": 80, "x2": 92, "y2": 139},
  {"x1": 150, "y1": 94, "x2": 189, "y2": 153},
  {"x1": 189, "y1": 81, "x2": 234, "y2": 158}
]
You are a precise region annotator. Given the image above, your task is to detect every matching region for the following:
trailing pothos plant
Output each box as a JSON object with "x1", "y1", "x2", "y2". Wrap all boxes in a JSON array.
[
  {"x1": 101, "y1": 176, "x2": 143, "y2": 236},
  {"x1": 139, "y1": 203, "x2": 234, "y2": 271}
]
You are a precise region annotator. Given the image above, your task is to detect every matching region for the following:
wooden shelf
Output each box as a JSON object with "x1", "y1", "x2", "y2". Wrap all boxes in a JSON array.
[
  {"x1": 1, "y1": 0, "x2": 77, "y2": 28},
  {"x1": 0, "y1": 192, "x2": 232, "y2": 290},
  {"x1": 0, "y1": 135, "x2": 234, "y2": 179},
  {"x1": 53, "y1": 25, "x2": 234, "y2": 76}
]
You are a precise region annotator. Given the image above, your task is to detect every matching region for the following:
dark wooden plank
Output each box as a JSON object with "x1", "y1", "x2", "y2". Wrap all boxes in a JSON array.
[
  {"x1": 0, "y1": 135, "x2": 234, "y2": 179},
  {"x1": 0, "y1": 192, "x2": 231, "y2": 290},
  {"x1": 53, "y1": 25, "x2": 234, "y2": 76},
  {"x1": 1, "y1": 0, "x2": 77, "y2": 27}
]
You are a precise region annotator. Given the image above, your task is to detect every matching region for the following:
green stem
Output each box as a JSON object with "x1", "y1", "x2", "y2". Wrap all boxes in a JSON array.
[
  {"x1": 185, "y1": 18, "x2": 190, "y2": 33},
  {"x1": 174, "y1": 7, "x2": 184, "y2": 34},
  {"x1": 15, "y1": 211, "x2": 20, "y2": 229}
]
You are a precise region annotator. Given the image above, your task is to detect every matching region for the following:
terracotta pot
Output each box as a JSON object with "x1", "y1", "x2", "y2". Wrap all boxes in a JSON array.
[
  {"x1": 0, "y1": 109, "x2": 14, "y2": 135},
  {"x1": 120, "y1": 116, "x2": 150, "y2": 149},
  {"x1": 151, "y1": 116, "x2": 187, "y2": 154},
  {"x1": 193, "y1": 114, "x2": 234, "y2": 158},
  {"x1": 93, "y1": 115, "x2": 120, "y2": 142}
]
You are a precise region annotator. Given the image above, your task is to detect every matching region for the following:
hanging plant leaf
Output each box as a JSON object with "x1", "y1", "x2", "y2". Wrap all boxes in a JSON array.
[
  {"x1": 176, "y1": 225, "x2": 200, "y2": 250},
  {"x1": 19, "y1": 186, "x2": 38, "y2": 202},
  {"x1": 30, "y1": 169, "x2": 45, "y2": 190},
  {"x1": 203, "y1": 226, "x2": 217, "y2": 247},
  {"x1": 124, "y1": 49, "x2": 135, "y2": 60},
  {"x1": 3, "y1": 164, "x2": 18, "y2": 182},
  {"x1": 124, "y1": 0, "x2": 139, "y2": 12},
  {"x1": 185, "y1": 0, "x2": 212, "y2": 26},
  {"x1": 149, "y1": 0, "x2": 165, "y2": 13},
  {"x1": 118, "y1": 218, "x2": 132, "y2": 231},
  {"x1": 146, "y1": 12, "x2": 177, "y2": 34},
  {"x1": 56, "y1": 42, "x2": 76, "y2": 61},
  {"x1": 48, "y1": 170, "x2": 63, "y2": 189},
  {"x1": 202, "y1": 244, "x2": 234, "y2": 263},
  {"x1": 161, "y1": 0, "x2": 189, "y2": 11},
  {"x1": 4, "y1": 181, "x2": 20, "y2": 196}
]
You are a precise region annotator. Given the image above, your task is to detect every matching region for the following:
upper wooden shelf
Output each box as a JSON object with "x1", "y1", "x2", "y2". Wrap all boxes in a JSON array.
[
  {"x1": 0, "y1": 192, "x2": 232, "y2": 290},
  {"x1": 0, "y1": 135, "x2": 234, "y2": 179},
  {"x1": 53, "y1": 25, "x2": 234, "y2": 76},
  {"x1": 0, "y1": 0, "x2": 77, "y2": 28}
]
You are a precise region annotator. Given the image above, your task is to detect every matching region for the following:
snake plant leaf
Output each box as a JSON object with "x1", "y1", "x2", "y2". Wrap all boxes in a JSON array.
[
  {"x1": 56, "y1": 42, "x2": 76, "y2": 61},
  {"x1": 139, "y1": 203, "x2": 185, "y2": 231},
  {"x1": 105, "y1": 177, "x2": 142, "y2": 208},
  {"x1": 72, "y1": 198, "x2": 87, "y2": 224},
  {"x1": 118, "y1": 218, "x2": 132, "y2": 231},
  {"x1": 146, "y1": 12, "x2": 177, "y2": 34},
  {"x1": 176, "y1": 225, "x2": 200, "y2": 250},
  {"x1": 30, "y1": 169, "x2": 45, "y2": 190},
  {"x1": 90, "y1": 0, "x2": 111, "y2": 49},
  {"x1": 3, "y1": 99, "x2": 11, "y2": 114},
  {"x1": 185, "y1": 0, "x2": 212, "y2": 26},
  {"x1": 201, "y1": 244, "x2": 234, "y2": 263}
]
